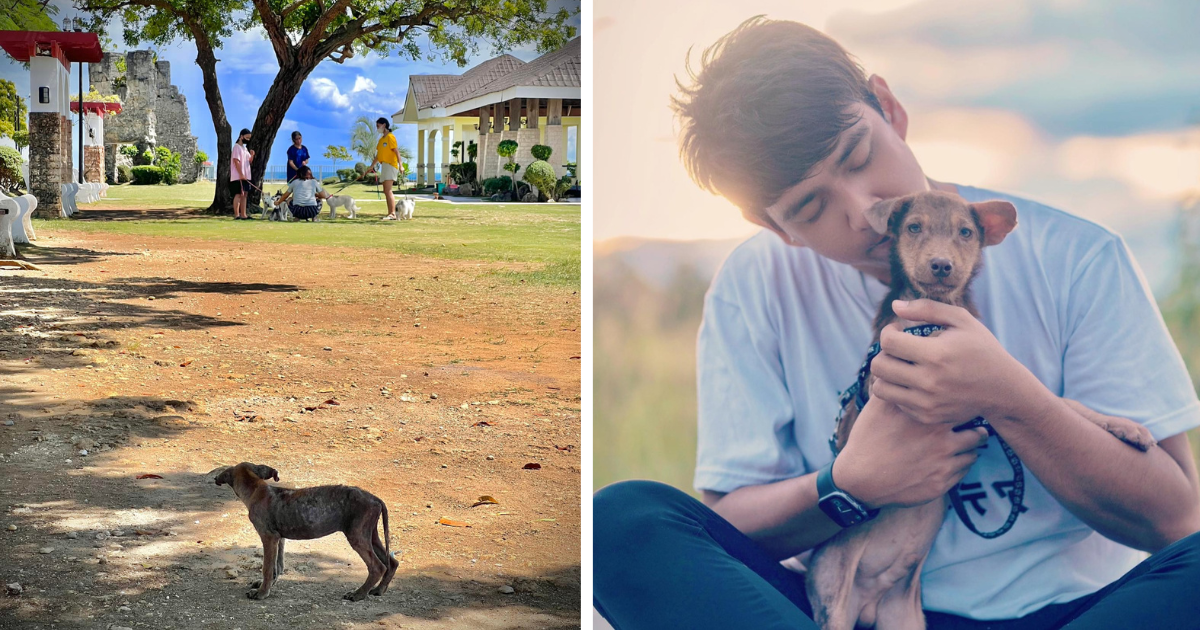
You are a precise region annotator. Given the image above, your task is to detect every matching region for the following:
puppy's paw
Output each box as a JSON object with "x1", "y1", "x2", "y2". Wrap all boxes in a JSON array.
[
  {"x1": 247, "y1": 588, "x2": 270, "y2": 600},
  {"x1": 249, "y1": 580, "x2": 262, "y2": 589},
  {"x1": 1102, "y1": 419, "x2": 1157, "y2": 452},
  {"x1": 343, "y1": 590, "x2": 367, "y2": 602},
  {"x1": 369, "y1": 586, "x2": 387, "y2": 596}
]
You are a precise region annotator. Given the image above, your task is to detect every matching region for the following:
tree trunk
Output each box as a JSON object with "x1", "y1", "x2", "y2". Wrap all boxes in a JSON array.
[
  {"x1": 245, "y1": 61, "x2": 319, "y2": 209},
  {"x1": 195, "y1": 42, "x2": 233, "y2": 215}
]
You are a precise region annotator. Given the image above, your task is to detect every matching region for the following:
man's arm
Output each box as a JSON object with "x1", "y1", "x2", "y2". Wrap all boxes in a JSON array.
[{"x1": 871, "y1": 299, "x2": 1200, "y2": 552}]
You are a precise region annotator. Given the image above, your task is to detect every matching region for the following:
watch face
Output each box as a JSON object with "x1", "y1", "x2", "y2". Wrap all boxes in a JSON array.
[{"x1": 822, "y1": 493, "x2": 865, "y2": 527}]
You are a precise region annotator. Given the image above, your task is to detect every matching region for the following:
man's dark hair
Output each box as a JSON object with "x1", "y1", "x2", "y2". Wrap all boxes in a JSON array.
[
  {"x1": 291, "y1": 130, "x2": 302, "y2": 141},
  {"x1": 672, "y1": 16, "x2": 884, "y2": 215}
]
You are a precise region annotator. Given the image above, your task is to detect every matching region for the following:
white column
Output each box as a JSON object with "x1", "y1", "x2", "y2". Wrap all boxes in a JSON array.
[{"x1": 416, "y1": 127, "x2": 426, "y2": 186}]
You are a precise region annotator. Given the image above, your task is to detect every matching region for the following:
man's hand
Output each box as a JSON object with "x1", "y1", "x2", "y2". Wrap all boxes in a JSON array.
[
  {"x1": 869, "y1": 299, "x2": 1037, "y2": 424},
  {"x1": 834, "y1": 397, "x2": 989, "y2": 509}
]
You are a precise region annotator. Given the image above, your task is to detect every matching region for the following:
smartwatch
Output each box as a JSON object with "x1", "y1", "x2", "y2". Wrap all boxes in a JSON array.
[{"x1": 816, "y1": 460, "x2": 880, "y2": 528}]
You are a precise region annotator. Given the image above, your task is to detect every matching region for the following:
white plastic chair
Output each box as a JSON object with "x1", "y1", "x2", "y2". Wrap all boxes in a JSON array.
[
  {"x1": 0, "y1": 195, "x2": 18, "y2": 257},
  {"x1": 60, "y1": 183, "x2": 79, "y2": 217},
  {"x1": 13, "y1": 194, "x2": 37, "y2": 243}
]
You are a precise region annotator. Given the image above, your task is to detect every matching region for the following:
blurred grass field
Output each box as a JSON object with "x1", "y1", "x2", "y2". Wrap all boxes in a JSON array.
[{"x1": 595, "y1": 244, "x2": 1200, "y2": 495}]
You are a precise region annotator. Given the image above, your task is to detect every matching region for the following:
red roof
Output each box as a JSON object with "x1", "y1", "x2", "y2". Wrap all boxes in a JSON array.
[
  {"x1": 71, "y1": 101, "x2": 123, "y2": 116},
  {"x1": 0, "y1": 31, "x2": 103, "y2": 67}
]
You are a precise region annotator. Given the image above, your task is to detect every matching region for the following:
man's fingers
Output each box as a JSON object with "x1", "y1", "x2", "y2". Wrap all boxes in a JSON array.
[
  {"x1": 953, "y1": 427, "x2": 991, "y2": 455},
  {"x1": 892, "y1": 299, "x2": 969, "y2": 328},
  {"x1": 870, "y1": 378, "x2": 919, "y2": 409},
  {"x1": 878, "y1": 325, "x2": 934, "y2": 364},
  {"x1": 869, "y1": 354, "x2": 924, "y2": 390}
]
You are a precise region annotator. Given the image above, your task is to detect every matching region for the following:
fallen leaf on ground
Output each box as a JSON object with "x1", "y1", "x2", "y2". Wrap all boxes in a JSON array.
[
  {"x1": 554, "y1": 444, "x2": 574, "y2": 452},
  {"x1": 473, "y1": 421, "x2": 493, "y2": 427},
  {"x1": 569, "y1": 356, "x2": 581, "y2": 360},
  {"x1": 438, "y1": 518, "x2": 471, "y2": 528},
  {"x1": 413, "y1": 436, "x2": 425, "y2": 442},
  {"x1": 136, "y1": 474, "x2": 163, "y2": 480},
  {"x1": 179, "y1": 359, "x2": 193, "y2": 367},
  {"x1": 522, "y1": 463, "x2": 542, "y2": 470},
  {"x1": 471, "y1": 496, "x2": 499, "y2": 507}
]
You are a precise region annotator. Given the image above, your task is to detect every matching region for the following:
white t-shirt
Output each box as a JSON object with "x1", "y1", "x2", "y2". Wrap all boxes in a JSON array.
[
  {"x1": 695, "y1": 184, "x2": 1200, "y2": 620},
  {"x1": 287, "y1": 178, "x2": 325, "y2": 207}
]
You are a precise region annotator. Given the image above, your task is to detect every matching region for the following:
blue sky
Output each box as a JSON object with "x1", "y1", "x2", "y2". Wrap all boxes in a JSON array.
[{"x1": 1, "y1": 1, "x2": 580, "y2": 169}]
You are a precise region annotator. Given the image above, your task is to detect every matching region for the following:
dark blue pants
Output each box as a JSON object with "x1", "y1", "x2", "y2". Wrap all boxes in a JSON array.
[{"x1": 594, "y1": 480, "x2": 1200, "y2": 630}]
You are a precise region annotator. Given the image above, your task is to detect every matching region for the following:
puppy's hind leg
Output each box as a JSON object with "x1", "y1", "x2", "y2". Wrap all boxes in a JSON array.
[
  {"x1": 344, "y1": 506, "x2": 386, "y2": 601},
  {"x1": 369, "y1": 503, "x2": 398, "y2": 596},
  {"x1": 276, "y1": 538, "x2": 286, "y2": 576}
]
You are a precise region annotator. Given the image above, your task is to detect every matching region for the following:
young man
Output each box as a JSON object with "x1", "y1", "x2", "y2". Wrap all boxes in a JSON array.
[{"x1": 594, "y1": 17, "x2": 1200, "y2": 630}]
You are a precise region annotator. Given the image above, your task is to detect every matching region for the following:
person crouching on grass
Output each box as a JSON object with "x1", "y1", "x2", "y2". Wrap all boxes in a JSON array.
[
  {"x1": 369, "y1": 116, "x2": 402, "y2": 220},
  {"x1": 593, "y1": 16, "x2": 1200, "y2": 630},
  {"x1": 275, "y1": 166, "x2": 329, "y2": 222}
]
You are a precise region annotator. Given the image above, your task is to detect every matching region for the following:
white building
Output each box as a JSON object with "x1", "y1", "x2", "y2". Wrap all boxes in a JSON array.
[{"x1": 393, "y1": 37, "x2": 582, "y2": 187}]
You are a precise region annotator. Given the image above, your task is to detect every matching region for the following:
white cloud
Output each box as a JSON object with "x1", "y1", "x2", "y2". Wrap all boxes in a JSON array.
[
  {"x1": 352, "y1": 76, "x2": 377, "y2": 93},
  {"x1": 281, "y1": 118, "x2": 301, "y2": 131},
  {"x1": 308, "y1": 78, "x2": 350, "y2": 109}
]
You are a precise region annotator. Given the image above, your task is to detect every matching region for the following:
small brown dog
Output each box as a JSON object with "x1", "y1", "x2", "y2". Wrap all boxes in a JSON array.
[
  {"x1": 214, "y1": 462, "x2": 399, "y2": 601},
  {"x1": 806, "y1": 191, "x2": 1155, "y2": 630}
]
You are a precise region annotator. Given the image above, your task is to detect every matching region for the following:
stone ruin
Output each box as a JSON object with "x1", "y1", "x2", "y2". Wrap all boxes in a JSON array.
[{"x1": 88, "y1": 50, "x2": 200, "y2": 184}]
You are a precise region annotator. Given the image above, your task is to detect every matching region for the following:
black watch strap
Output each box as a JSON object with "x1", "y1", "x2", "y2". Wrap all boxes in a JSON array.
[{"x1": 816, "y1": 460, "x2": 879, "y2": 528}]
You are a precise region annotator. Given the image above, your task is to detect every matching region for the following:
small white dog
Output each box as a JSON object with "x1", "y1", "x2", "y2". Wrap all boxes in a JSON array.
[
  {"x1": 326, "y1": 194, "x2": 358, "y2": 220},
  {"x1": 398, "y1": 197, "x2": 415, "y2": 220}
]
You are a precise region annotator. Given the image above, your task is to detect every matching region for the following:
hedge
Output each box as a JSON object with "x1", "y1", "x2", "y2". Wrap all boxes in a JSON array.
[{"x1": 130, "y1": 165, "x2": 164, "y2": 185}]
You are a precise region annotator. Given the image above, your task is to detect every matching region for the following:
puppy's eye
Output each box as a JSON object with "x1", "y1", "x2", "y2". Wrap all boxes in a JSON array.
[
  {"x1": 959, "y1": 227, "x2": 973, "y2": 238},
  {"x1": 907, "y1": 223, "x2": 921, "y2": 234}
]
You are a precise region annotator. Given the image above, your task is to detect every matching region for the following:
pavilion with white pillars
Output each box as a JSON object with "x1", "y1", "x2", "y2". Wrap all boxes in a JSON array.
[{"x1": 393, "y1": 37, "x2": 581, "y2": 189}]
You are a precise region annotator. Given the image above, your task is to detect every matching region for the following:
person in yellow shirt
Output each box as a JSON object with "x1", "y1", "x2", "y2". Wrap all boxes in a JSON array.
[{"x1": 370, "y1": 117, "x2": 403, "y2": 220}]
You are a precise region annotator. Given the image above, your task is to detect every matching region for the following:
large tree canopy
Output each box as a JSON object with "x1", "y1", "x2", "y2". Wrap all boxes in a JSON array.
[
  {"x1": 0, "y1": 0, "x2": 60, "y2": 31},
  {"x1": 75, "y1": 0, "x2": 577, "y2": 213}
]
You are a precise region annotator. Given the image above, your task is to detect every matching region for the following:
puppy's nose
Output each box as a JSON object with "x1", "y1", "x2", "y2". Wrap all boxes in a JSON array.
[{"x1": 931, "y1": 258, "x2": 952, "y2": 278}]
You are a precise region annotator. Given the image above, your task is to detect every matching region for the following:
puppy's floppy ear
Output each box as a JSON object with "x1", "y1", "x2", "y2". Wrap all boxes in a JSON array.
[
  {"x1": 864, "y1": 197, "x2": 909, "y2": 235},
  {"x1": 971, "y1": 200, "x2": 1018, "y2": 246},
  {"x1": 250, "y1": 464, "x2": 280, "y2": 482}
]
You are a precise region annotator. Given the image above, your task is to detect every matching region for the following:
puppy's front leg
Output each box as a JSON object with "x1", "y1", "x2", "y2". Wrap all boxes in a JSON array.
[
  {"x1": 248, "y1": 534, "x2": 280, "y2": 600},
  {"x1": 1063, "y1": 399, "x2": 1156, "y2": 451}
]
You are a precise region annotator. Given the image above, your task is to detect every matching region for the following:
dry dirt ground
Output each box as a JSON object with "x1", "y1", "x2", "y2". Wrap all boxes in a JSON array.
[{"x1": 0, "y1": 228, "x2": 581, "y2": 629}]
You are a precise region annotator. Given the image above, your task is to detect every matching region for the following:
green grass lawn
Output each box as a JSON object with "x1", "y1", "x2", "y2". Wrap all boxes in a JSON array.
[{"x1": 35, "y1": 182, "x2": 580, "y2": 287}]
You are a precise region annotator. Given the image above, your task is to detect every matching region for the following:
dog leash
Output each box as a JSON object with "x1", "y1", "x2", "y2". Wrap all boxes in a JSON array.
[{"x1": 830, "y1": 323, "x2": 1025, "y2": 539}]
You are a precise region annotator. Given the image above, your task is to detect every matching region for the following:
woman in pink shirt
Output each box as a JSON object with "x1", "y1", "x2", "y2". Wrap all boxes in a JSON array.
[{"x1": 229, "y1": 128, "x2": 255, "y2": 220}]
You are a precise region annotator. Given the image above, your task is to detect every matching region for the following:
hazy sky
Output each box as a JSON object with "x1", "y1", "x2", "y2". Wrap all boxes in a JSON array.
[
  {"x1": 0, "y1": 1, "x2": 580, "y2": 169},
  {"x1": 593, "y1": 0, "x2": 1200, "y2": 290}
]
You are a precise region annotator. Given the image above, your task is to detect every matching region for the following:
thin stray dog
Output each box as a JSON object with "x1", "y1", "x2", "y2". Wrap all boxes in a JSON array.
[
  {"x1": 806, "y1": 190, "x2": 1156, "y2": 630},
  {"x1": 214, "y1": 462, "x2": 399, "y2": 601}
]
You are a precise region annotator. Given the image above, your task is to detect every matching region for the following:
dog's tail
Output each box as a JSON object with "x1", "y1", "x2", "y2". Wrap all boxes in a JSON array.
[{"x1": 381, "y1": 500, "x2": 392, "y2": 559}]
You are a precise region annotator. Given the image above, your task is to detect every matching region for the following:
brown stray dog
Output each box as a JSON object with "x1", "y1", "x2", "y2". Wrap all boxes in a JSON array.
[
  {"x1": 806, "y1": 190, "x2": 1156, "y2": 630},
  {"x1": 214, "y1": 462, "x2": 400, "y2": 601}
]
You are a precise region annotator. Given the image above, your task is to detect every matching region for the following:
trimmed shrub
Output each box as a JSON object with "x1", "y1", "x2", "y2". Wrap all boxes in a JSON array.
[
  {"x1": 522, "y1": 160, "x2": 556, "y2": 201},
  {"x1": 531, "y1": 144, "x2": 552, "y2": 161},
  {"x1": 130, "y1": 165, "x2": 164, "y2": 185},
  {"x1": 0, "y1": 145, "x2": 23, "y2": 192},
  {"x1": 117, "y1": 164, "x2": 132, "y2": 183},
  {"x1": 336, "y1": 168, "x2": 358, "y2": 182},
  {"x1": 322, "y1": 176, "x2": 339, "y2": 185},
  {"x1": 481, "y1": 176, "x2": 512, "y2": 196},
  {"x1": 448, "y1": 162, "x2": 477, "y2": 185},
  {"x1": 156, "y1": 148, "x2": 182, "y2": 185},
  {"x1": 354, "y1": 162, "x2": 367, "y2": 175},
  {"x1": 120, "y1": 144, "x2": 140, "y2": 158},
  {"x1": 138, "y1": 149, "x2": 155, "y2": 166}
]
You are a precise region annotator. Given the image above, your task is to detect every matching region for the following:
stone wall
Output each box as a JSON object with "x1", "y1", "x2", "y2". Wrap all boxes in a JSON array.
[
  {"x1": 60, "y1": 116, "x2": 72, "y2": 184},
  {"x1": 90, "y1": 50, "x2": 200, "y2": 184},
  {"x1": 84, "y1": 146, "x2": 104, "y2": 183},
  {"x1": 28, "y1": 112, "x2": 61, "y2": 217}
]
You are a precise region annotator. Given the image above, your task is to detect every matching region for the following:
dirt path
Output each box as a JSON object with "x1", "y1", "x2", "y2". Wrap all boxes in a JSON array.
[{"x1": 0, "y1": 230, "x2": 581, "y2": 629}]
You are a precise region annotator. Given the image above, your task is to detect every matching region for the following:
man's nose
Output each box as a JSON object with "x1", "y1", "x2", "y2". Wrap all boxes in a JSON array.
[{"x1": 931, "y1": 258, "x2": 952, "y2": 278}]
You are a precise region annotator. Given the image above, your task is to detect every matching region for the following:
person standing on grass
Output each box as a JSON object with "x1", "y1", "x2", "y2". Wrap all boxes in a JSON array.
[
  {"x1": 369, "y1": 117, "x2": 402, "y2": 220},
  {"x1": 230, "y1": 127, "x2": 255, "y2": 220},
  {"x1": 286, "y1": 131, "x2": 309, "y2": 183},
  {"x1": 275, "y1": 166, "x2": 330, "y2": 222}
]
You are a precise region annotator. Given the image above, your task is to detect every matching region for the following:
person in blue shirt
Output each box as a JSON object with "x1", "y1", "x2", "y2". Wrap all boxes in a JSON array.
[{"x1": 286, "y1": 131, "x2": 309, "y2": 182}]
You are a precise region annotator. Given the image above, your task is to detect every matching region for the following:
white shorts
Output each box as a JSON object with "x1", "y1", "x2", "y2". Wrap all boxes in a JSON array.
[{"x1": 379, "y1": 163, "x2": 398, "y2": 183}]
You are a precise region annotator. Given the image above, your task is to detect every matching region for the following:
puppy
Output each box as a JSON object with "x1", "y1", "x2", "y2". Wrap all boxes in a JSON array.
[
  {"x1": 214, "y1": 462, "x2": 400, "y2": 601},
  {"x1": 806, "y1": 191, "x2": 1155, "y2": 630},
  {"x1": 398, "y1": 197, "x2": 415, "y2": 220},
  {"x1": 326, "y1": 194, "x2": 358, "y2": 220},
  {"x1": 264, "y1": 193, "x2": 291, "y2": 222}
]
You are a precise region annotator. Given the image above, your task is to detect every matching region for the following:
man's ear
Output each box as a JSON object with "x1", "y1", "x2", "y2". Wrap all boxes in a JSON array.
[
  {"x1": 864, "y1": 197, "x2": 908, "y2": 235},
  {"x1": 971, "y1": 200, "x2": 1018, "y2": 246},
  {"x1": 867, "y1": 75, "x2": 908, "y2": 140}
]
